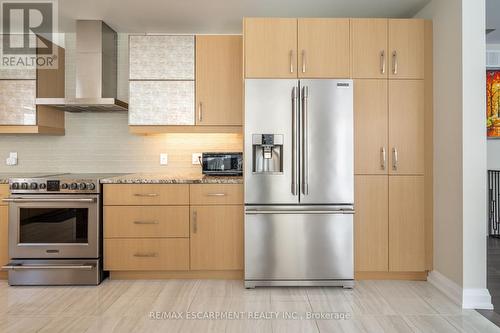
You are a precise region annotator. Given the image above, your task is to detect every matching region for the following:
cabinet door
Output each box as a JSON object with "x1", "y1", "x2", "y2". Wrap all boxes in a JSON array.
[
  {"x1": 389, "y1": 80, "x2": 424, "y2": 175},
  {"x1": 129, "y1": 81, "x2": 194, "y2": 125},
  {"x1": 196, "y1": 35, "x2": 243, "y2": 125},
  {"x1": 190, "y1": 206, "x2": 243, "y2": 270},
  {"x1": 244, "y1": 18, "x2": 297, "y2": 78},
  {"x1": 355, "y1": 176, "x2": 388, "y2": 272},
  {"x1": 0, "y1": 80, "x2": 36, "y2": 125},
  {"x1": 351, "y1": 19, "x2": 388, "y2": 79},
  {"x1": 0, "y1": 206, "x2": 7, "y2": 268},
  {"x1": 388, "y1": 19, "x2": 425, "y2": 79},
  {"x1": 297, "y1": 18, "x2": 350, "y2": 78},
  {"x1": 354, "y1": 79, "x2": 388, "y2": 174},
  {"x1": 129, "y1": 35, "x2": 194, "y2": 80},
  {"x1": 389, "y1": 176, "x2": 425, "y2": 272}
]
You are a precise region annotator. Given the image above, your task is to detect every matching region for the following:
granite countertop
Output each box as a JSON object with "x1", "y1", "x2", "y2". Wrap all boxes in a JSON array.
[{"x1": 99, "y1": 172, "x2": 243, "y2": 184}]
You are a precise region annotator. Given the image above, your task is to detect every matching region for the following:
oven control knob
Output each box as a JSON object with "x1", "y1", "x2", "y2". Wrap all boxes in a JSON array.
[
  {"x1": 39, "y1": 183, "x2": 46, "y2": 190},
  {"x1": 70, "y1": 183, "x2": 78, "y2": 190},
  {"x1": 11, "y1": 182, "x2": 19, "y2": 190},
  {"x1": 78, "y1": 183, "x2": 87, "y2": 190},
  {"x1": 21, "y1": 182, "x2": 28, "y2": 190},
  {"x1": 29, "y1": 182, "x2": 38, "y2": 190},
  {"x1": 87, "y1": 183, "x2": 96, "y2": 190},
  {"x1": 61, "y1": 183, "x2": 68, "y2": 189}
]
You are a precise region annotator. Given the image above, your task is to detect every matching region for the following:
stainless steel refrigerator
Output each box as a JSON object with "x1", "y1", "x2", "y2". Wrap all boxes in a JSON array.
[{"x1": 244, "y1": 79, "x2": 354, "y2": 288}]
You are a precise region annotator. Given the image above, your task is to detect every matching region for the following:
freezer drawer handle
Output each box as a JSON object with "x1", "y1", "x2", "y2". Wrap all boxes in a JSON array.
[
  {"x1": 245, "y1": 210, "x2": 355, "y2": 215},
  {"x1": 2, "y1": 264, "x2": 95, "y2": 270}
]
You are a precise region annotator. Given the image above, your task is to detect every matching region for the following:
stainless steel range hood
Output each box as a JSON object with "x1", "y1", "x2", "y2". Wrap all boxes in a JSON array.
[{"x1": 36, "y1": 20, "x2": 128, "y2": 112}]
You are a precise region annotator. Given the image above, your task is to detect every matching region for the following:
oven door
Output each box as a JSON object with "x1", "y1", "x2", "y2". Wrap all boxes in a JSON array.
[{"x1": 6, "y1": 195, "x2": 99, "y2": 259}]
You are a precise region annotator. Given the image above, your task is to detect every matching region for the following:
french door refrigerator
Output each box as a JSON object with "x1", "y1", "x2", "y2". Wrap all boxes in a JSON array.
[{"x1": 244, "y1": 79, "x2": 354, "y2": 288}]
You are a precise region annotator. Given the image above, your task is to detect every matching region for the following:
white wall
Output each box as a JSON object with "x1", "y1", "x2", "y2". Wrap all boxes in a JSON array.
[
  {"x1": 415, "y1": 0, "x2": 464, "y2": 288},
  {"x1": 416, "y1": 0, "x2": 491, "y2": 309}
]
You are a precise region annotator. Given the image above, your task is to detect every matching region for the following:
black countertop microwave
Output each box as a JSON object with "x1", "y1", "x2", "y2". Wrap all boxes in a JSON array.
[{"x1": 202, "y1": 152, "x2": 243, "y2": 176}]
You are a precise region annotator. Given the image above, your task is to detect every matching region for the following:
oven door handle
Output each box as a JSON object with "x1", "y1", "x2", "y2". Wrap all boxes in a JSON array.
[
  {"x1": 2, "y1": 197, "x2": 96, "y2": 203},
  {"x1": 2, "y1": 264, "x2": 95, "y2": 270}
]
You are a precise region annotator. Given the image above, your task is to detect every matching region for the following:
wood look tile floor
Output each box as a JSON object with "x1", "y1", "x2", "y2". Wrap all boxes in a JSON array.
[{"x1": 0, "y1": 279, "x2": 498, "y2": 333}]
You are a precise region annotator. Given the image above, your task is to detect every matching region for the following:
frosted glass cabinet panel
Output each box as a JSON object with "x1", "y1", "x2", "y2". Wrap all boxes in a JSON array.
[
  {"x1": 0, "y1": 80, "x2": 36, "y2": 125},
  {"x1": 129, "y1": 35, "x2": 194, "y2": 80},
  {"x1": 129, "y1": 81, "x2": 195, "y2": 125}
]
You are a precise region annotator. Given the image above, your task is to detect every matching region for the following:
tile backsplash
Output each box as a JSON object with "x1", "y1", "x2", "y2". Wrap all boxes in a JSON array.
[{"x1": 0, "y1": 112, "x2": 242, "y2": 173}]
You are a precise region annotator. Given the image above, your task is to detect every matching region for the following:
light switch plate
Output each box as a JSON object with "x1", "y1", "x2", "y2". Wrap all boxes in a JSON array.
[
  {"x1": 192, "y1": 153, "x2": 202, "y2": 165},
  {"x1": 160, "y1": 153, "x2": 168, "y2": 165}
]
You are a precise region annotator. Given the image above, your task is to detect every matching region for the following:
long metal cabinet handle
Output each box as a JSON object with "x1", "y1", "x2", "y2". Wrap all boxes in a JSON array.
[
  {"x1": 192, "y1": 210, "x2": 197, "y2": 233},
  {"x1": 302, "y1": 50, "x2": 306, "y2": 73},
  {"x1": 2, "y1": 198, "x2": 96, "y2": 203},
  {"x1": 291, "y1": 86, "x2": 298, "y2": 196},
  {"x1": 206, "y1": 193, "x2": 226, "y2": 197},
  {"x1": 246, "y1": 210, "x2": 355, "y2": 215},
  {"x1": 392, "y1": 51, "x2": 398, "y2": 75},
  {"x1": 2, "y1": 264, "x2": 94, "y2": 270},
  {"x1": 381, "y1": 147, "x2": 386, "y2": 170},
  {"x1": 301, "y1": 86, "x2": 309, "y2": 195},
  {"x1": 289, "y1": 50, "x2": 294, "y2": 73},
  {"x1": 133, "y1": 253, "x2": 158, "y2": 258},
  {"x1": 133, "y1": 220, "x2": 159, "y2": 225},
  {"x1": 198, "y1": 102, "x2": 203, "y2": 123},
  {"x1": 133, "y1": 193, "x2": 159, "y2": 197},
  {"x1": 380, "y1": 50, "x2": 386, "y2": 74},
  {"x1": 392, "y1": 147, "x2": 398, "y2": 170}
]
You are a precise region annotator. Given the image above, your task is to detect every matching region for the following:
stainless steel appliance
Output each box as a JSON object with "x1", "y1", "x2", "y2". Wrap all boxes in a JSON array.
[
  {"x1": 244, "y1": 79, "x2": 354, "y2": 288},
  {"x1": 202, "y1": 152, "x2": 243, "y2": 176},
  {"x1": 2, "y1": 174, "x2": 118, "y2": 285}
]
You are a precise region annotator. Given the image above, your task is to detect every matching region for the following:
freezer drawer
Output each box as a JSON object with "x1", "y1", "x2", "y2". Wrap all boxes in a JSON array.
[{"x1": 245, "y1": 208, "x2": 353, "y2": 283}]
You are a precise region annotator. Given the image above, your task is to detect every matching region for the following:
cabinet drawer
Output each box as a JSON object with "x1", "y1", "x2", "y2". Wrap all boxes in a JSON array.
[
  {"x1": 190, "y1": 184, "x2": 243, "y2": 205},
  {"x1": 104, "y1": 238, "x2": 189, "y2": 271},
  {"x1": 0, "y1": 185, "x2": 9, "y2": 206},
  {"x1": 104, "y1": 206, "x2": 189, "y2": 238},
  {"x1": 104, "y1": 184, "x2": 189, "y2": 206}
]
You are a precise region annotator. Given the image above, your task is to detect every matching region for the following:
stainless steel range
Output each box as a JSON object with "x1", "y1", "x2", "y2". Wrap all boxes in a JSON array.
[{"x1": 2, "y1": 174, "x2": 118, "y2": 286}]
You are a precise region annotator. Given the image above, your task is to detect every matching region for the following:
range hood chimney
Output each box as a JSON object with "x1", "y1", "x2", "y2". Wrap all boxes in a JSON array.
[{"x1": 36, "y1": 20, "x2": 128, "y2": 112}]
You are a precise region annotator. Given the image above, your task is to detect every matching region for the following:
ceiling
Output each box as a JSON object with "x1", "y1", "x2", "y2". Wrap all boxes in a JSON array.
[
  {"x1": 58, "y1": 0, "x2": 431, "y2": 33},
  {"x1": 487, "y1": 0, "x2": 500, "y2": 44}
]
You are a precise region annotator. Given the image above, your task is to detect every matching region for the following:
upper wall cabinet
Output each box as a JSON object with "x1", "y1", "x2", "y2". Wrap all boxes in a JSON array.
[
  {"x1": 244, "y1": 18, "x2": 350, "y2": 78},
  {"x1": 244, "y1": 18, "x2": 297, "y2": 78},
  {"x1": 351, "y1": 19, "x2": 388, "y2": 79},
  {"x1": 388, "y1": 19, "x2": 425, "y2": 79},
  {"x1": 297, "y1": 18, "x2": 350, "y2": 78},
  {"x1": 196, "y1": 35, "x2": 242, "y2": 126},
  {"x1": 129, "y1": 35, "x2": 194, "y2": 80}
]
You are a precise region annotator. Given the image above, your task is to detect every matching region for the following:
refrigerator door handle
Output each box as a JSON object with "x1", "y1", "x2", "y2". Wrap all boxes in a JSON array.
[
  {"x1": 291, "y1": 86, "x2": 298, "y2": 196},
  {"x1": 301, "y1": 86, "x2": 309, "y2": 195}
]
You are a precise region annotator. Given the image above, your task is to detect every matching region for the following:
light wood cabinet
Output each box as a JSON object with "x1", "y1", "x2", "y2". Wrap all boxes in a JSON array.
[
  {"x1": 389, "y1": 176, "x2": 425, "y2": 272},
  {"x1": 196, "y1": 35, "x2": 242, "y2": 126},
  {"x1": 355, "y1": 176, "x2": 388, "y2": 272},
  {"x1": 354, "y1": 79, "x2": 388, "y2": 174},
  {"x1": 190, "y1": 205, "x2": 244, "y2": 270},
  {"x1": 389, "y1": 80, "x2": 425, "y2": 175},
  {"x1": 190, "y1": 184, "x2": 243, "y2": 205},
  {"x1": 103, "y1": 184, "x2": 189, "y2": 206},
  {"x1": 388, "y1": 19, "x2": 425, "y2": 79},
  {"x1": 351, "y1": 19, "x2": 388, "y2": 79},
  {"x1": 297, "y1": 18, "x2": 350, "y2": 78},
  {"x1": 0, "y1": 184, "x2": 9, "y2": 279},
  {"x1": 244, "y1": 18, "x2": 297, "y2": 78}
]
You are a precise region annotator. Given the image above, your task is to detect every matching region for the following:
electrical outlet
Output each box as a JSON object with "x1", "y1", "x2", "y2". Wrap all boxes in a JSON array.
[
  {"x1": 192, "y1": 153, "x2": 202, "y2": 165},
  {"x1": 6, "y1": 152, "x2": 18, "y2": 166},
  {"x1": 160, "y1": 153, "x2": 168, "y2": 165}
]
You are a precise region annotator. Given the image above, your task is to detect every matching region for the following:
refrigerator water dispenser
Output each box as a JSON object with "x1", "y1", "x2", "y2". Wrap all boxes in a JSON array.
[{"x1": 252, "y1": 134, "x2": 283, "y2": 173}]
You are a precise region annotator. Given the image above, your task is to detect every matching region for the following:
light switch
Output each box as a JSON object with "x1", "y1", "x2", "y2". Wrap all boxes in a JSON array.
[
  {"x1": 192, "y1": 153, "x2": 202, "y2": 165},
  {"x1": 160, "y1": 153, "x2": 168, "y2": 165}
]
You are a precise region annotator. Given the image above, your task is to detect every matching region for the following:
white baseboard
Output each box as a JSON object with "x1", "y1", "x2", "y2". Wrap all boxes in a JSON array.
[
  {"x1": 427, "y1": 270, "x2": 462, "y2": 305},
  {"x1": 427, "y1": 270, "x2": 493, "y2": 309},
  {"x1": 463, "y1": 288, "x2": 493, "y2": 310}
]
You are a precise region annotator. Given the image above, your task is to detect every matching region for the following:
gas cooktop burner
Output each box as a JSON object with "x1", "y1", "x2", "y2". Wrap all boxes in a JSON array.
[{"x1": 8, "y1": 173, "x2": 126, "y2": 194}]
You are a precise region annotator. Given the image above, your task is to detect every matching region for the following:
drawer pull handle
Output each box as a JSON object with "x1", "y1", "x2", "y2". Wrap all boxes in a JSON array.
[
  {"x1": 133, "y1": 193, "x2": 159, "y2": 197},
  {"x1": 207, "y1": 193, "x2": 226, "y2": 197},
  {"x1": 133, "y1": 220, "x2": 159, "y2": 225},
  {"x1": 133, "y1": 252, "x2": 158, "y2": 258}
]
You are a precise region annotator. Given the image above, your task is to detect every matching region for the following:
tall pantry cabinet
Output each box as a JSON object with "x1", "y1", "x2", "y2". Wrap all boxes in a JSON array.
[{"x1": 352, "y1": 18, "x2": 432, "y2": 279}]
